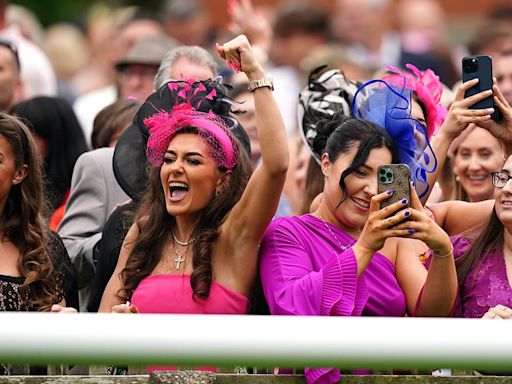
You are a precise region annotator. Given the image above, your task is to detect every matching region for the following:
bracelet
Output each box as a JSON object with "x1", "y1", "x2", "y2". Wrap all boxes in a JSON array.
[
  {"x1": 248, "y1": 76, "x2": 274, "y2": 92},
  {"x1": 433, "y1": 244, "x2": 454, "y2": 259}
]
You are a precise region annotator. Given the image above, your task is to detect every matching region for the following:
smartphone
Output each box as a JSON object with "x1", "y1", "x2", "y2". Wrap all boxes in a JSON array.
[
  {"x1": 462, "y1": 55, "x2": 501, "y2": 121},
  {"x1": 377, "y1": 164, "x2": 411, "y2": 211}
]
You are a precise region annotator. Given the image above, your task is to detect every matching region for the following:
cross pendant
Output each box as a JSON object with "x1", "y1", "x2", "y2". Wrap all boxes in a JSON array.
[{"x1": 174, "y1": 249, "x2": 185, "y2": 270}]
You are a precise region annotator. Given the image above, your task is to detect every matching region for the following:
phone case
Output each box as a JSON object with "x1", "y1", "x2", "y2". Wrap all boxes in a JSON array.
[
  {"x1": 377, "y1": 164, "x2": 411, "y2": 210},
  {"x1": 462, "y1": 55, "x2": 494, "y2": 110}
]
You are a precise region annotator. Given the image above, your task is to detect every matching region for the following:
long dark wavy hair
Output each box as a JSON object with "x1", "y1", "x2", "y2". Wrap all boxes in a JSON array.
[
  {"x1": 456, "y1": 208, "x2": 503, "y2": 285},
  {"x1": 119, "y1": 127, "x2": 253, "y2": 302},
  {"x1": 0, "y1": 113, "x2": 59, "y2": 311},
  {"x1": 313, "y1": 113, "x2": 401, "y2": 204}
]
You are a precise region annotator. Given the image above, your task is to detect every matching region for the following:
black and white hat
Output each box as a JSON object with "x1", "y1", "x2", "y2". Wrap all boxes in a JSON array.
[{"x1": 298, "y1": 66, "x2": 363, "y2": 164}]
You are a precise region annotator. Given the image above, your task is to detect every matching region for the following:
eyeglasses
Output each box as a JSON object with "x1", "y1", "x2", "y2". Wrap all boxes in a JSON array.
[
  {"x1": 117, "y1": 65, "x2": 157, "y2": 79},
  {"x1": 0, "y1": 39, "x2": 20, "y2": 71},
  {"x1": 491, "y1": 171, "x2": 512, "y2": 188}
]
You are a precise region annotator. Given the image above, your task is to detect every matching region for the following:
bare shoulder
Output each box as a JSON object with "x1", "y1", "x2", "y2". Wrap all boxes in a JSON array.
[
  {"x1": 120, "y1": 220, "x2": 144, "y2": 252},
  {"x1": 378, "y1": 237, "x2": 400, "y2": 265}
]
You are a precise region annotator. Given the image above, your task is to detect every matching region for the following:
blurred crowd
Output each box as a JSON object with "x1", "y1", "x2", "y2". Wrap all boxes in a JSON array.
[{"x1": 1, "y1": 0, "x2": 512, "y2": 215}]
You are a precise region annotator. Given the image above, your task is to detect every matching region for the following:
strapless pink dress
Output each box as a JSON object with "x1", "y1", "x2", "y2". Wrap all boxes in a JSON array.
[{"x1": 131, "y1": 274, "x2": 250, "y2": 373}]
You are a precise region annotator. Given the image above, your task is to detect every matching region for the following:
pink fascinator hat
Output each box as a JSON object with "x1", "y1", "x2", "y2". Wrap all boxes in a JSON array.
[
  {"x1": 113, "y1": 79, "x2": 251, "y2": 199},
  {"x1": 383, "y1": 63, "x2": 448, "y2": 138}
]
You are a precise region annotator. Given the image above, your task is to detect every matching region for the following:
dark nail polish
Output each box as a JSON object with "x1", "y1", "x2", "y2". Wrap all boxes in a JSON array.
[
  {"x1": 386, "y1": 189, "x2": 394, "y2": 195},
  {"x1": 404, "y1": 211, "x2": 410, "y2": 217},
  {"x1": 408, "y1": 229, "x2": 415, "y2": 234},
  {"x1": 401, "y1": 199, "x2": 408, "y2": 204}
]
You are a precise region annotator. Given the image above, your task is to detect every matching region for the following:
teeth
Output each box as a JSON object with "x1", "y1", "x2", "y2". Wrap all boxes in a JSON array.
[
  {"x1": 502, "y1": 201, "x2": 512, "y2": 206},
  {"x1": 169, "y1": 182, "x2": 188, "y2": 188},
  {"x1": 352, "y1": 197, "x2": 369, "y2": 208},
  {"x1": 467, "y1": 175, "x2": 487, "y2": 181}
]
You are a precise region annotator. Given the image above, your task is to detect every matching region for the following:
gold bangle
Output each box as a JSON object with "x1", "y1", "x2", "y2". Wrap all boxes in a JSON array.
[{"x1": 433, "y1": 244, "x2": 454, "y2": 259}]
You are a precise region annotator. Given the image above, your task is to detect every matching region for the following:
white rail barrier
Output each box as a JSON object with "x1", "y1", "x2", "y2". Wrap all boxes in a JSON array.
[{"x1": 1, "y1": 313, "x2": 511, "y2": 370}]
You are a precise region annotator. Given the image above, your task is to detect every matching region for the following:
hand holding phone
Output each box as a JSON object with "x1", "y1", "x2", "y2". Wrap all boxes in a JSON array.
[
  {"x1": 462, "y1": 55, "x2": 502, "y2": 121},
  {"x1": 377, "y1": 164, "x2": 411, "y2": 211},
  {"x1": 355, "y1": 163, "x2": 412, "y2": 257}
]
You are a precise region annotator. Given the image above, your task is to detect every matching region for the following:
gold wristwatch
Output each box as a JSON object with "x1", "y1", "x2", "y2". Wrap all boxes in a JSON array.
[{"x1": 248, "y1": 76, "x2": 274, "y2": 92}]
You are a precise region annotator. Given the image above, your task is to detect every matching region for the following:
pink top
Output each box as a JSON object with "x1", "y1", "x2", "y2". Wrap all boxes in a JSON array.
[
  {"x1": 131, "y1": 274, "x2": 249, "y2": 374},
  {"x1": 452, "y1": 236, "x2": 512, "y2": 318},
  {"x1": 131, "y1": 274, "x2": 250, "y2": 314}
]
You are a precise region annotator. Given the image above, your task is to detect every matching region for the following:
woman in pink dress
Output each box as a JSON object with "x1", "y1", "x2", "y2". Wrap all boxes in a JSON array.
[
  {"x1": 449, "y1": 154, "x2": 512, "y2": 319},
  {"x1": 416, "y1": 76, "x2": 512, "y2": 321},
  {"x1": 99, "y1": 35, "x2": 287, "y2": 317}
]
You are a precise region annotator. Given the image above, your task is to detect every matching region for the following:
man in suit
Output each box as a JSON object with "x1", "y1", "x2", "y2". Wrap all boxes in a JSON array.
[{"x1": 58, "y1": 45, "x2": 217, "y2": 312}]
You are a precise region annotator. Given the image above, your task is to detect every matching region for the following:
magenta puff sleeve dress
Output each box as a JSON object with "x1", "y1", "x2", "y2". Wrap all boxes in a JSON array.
[{"x1": 259, "y1": 214, "x2": 407, "y2": 384}]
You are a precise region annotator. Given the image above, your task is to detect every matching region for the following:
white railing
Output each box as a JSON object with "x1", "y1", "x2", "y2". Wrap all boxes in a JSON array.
[{"x1": 1, "y1": 313, "x2": 511, "y2": 370}]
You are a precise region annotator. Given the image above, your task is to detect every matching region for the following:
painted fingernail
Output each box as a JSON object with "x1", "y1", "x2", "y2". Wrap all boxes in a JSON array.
[
  {"x1": 227, "y1": 60, "x2": 236, "y2": 71},
  {"x1": 401, "y1": 199, "x2": 408, "y2": 204},
  {"x1": 386, "y1": 189, "x2": 394, "y2": 195},
  {"x1": 408, "y1": 229, "x2": 415, "y2": 234},
  {"x1": 404, "y1": 211, "x2": 410, "y2": 217}
]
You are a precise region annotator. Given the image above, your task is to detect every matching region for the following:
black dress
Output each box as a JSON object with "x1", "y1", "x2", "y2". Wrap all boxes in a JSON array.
[
  {"x1": 88, "y1": 201, "x2": 137, "y2": 312},
  {"x1": 0, "y1": 232, "x2": 77, "y2": 311},
  {"x1": 0, "y1": 232, "x2": 77, "y2": 375}
]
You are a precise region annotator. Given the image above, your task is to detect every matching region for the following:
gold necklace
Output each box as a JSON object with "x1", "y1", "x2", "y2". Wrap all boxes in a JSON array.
[
  {"x1": 172, "y1": 230, "x2": 196, "y2": 270},
  {"x1": 172, "y1": 231, "x2": 196, "y2": 246},
  {"x1": 318, "y1": 213, "x2": 355, "y2": 252}
]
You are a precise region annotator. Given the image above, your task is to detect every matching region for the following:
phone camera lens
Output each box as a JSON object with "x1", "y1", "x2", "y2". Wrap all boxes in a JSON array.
[
  {"x1": 463, "y1": 57, "x2": 478, "y2": 74},
  {"x1": 380, "y1": 176, "x2": 386, "y2": 183},
  {"x1": 379, "y1": 169, "x2": 386, "y2": 174},
  {"x1": 386, "y1": 172, "x2": 392, "y2": 178}
]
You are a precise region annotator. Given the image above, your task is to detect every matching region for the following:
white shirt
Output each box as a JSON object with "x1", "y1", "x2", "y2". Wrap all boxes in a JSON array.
[
  {"x1": 0, "y1": 23, "x2": 57, "y2": 98},
  {"x1": 73, "y1": 85, "x2": 116, "y2": 147}
]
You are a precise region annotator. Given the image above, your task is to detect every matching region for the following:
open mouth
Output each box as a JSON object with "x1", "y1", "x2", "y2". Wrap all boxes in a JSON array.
[{"x1": 169, "y1": 181, "x2": 189, "y2": 201}]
